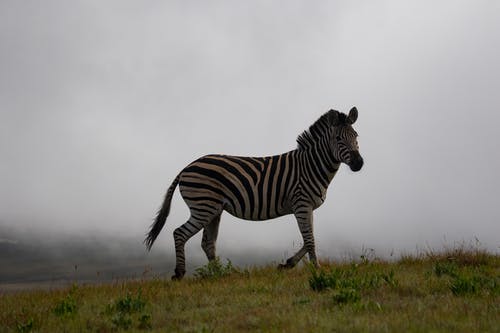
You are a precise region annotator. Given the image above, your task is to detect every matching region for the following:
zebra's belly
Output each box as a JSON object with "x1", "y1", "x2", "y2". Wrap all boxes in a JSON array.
[{"x1": 222, "y1": 200, "x2": 291, "y2": 221}]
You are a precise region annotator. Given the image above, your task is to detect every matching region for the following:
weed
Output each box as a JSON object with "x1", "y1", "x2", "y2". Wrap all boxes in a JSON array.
[
  {"x1": 114, "y1": 291, "x2": 146, "y2": 314},
  {"x1": 111, "y1": 313, "x2": 133, "y2": 330},
  {"x1": 433, "y1": 261, "x2": 459, "y2": 277},
  {"x1": 16, "y1": 318, "x2": 34, "y2": 333},
  {"x1": 53, "y1": 294, "x2": 77, "y2": 317},
  {"x1": 359, "y1": 246, "x2": 377, "y2": 264},
  {"x1": 309, "y1": 265, "x2": 398, "y2": 293},
  {"x1": 450, "y1": 275, "x2": 481, "y2": 295},
  {"x1": 105, "y1": 290, "x2": 151, "y2": 330},
  {"x1": 426, "y1": 240, "x2": 494, "y2": 267},
  {"x1": 381, "y1": 270, "x2": 399, "y2": 287},
  {"x1": 450, "y1": 274, "x2": 499, "y2": 296},
  {"x1": 138, "y1": 313, "x2": 152, "y2": 329},
  {"x1": 432, "y1": 257, "x2": 499, "y2": 296},
  {"x1": 398, "y1": 252, "x2": 424, "y2": 265},
  {"x1": 309, "y1": 268, "x2": 335, "y2": 292},
  {"x1": 194, "y1": 257, "x2": 238, "y2": 279},
  {"x1": 485, "y1": 276, "x2": 500, "y2": 295},
  {"x1": 332, "y1": 288, "x2": 360, "y2": 304}
]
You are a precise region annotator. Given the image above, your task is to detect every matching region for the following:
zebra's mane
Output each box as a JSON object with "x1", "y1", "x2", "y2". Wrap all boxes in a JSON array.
[{"x1": 296, "y1": 110, "x2": 346, "y2": 150}]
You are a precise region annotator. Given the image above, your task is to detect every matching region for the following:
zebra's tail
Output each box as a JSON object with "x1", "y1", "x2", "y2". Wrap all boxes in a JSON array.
[{"x1": 144, "y1": 173, "x2": 181, "y2": 251}]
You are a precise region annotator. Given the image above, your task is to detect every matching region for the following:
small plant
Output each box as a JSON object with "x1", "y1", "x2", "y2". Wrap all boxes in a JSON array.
[
  {"x1": 449, "y1": 274, "x2": 499, "y2": 296},
  {"x1": 194, "y1": 257, "x2": 238, "y2": 279},
  {"x1": 332, "y1": 288, "x2": 361, "y2": 304},
  {"x1": 54, "y1": 293, "x2": 78, "y2": 317},
  {"x1": 16, "y1": 318, "x2": 34, "y2": 333},
  {"x1": 309, "y1": 265, "x2": 398, "y2": 292},
  {"x1": 359, "y1": 246, "x2": 377, "y2": 264},
  {"x1": 382, "y1": 270, "x2": 399, "y2": 287},
  {"x1": 432, "y1": 256, "x2": 499, "y2": 297},
  {"x1": 450, "y1": 275, "x2": 480, "y2": 295},
  {"x1": 138, "y1": 313, "x2": 152, "y2": 329},
  {"x1": 114, "y1": 292, "x2": 146, "y2": 314},
  {"x1": 309, "y1": 268, "x2": 336, "y2": 292},
  {"x1": 433, "y1": 261, "x2": 459, "y2": 277},
  {"x1": 105, "y1": 290, "x2": 150, "y2": 330},
  {"x1": 111, "y1": 313, "x2": 133, "y2": 330}
]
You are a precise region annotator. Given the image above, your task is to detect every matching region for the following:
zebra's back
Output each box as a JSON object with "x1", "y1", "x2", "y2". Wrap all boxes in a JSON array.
[{"x1": 178, "y1": 153, "x2": 298, "y2": 221}]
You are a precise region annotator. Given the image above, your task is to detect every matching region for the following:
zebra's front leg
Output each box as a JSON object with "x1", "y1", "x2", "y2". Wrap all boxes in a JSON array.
[{"x1": 279, "y1": 208, "x2": 319, "y2": 269}]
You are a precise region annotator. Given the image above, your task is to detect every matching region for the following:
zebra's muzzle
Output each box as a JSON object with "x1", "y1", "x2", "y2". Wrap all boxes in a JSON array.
[{"x1": 348, "y1": 151, "x2": 364, "y2": 172}]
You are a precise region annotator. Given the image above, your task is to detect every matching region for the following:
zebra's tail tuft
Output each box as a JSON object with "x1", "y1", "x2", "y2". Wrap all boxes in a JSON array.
[{"x1": 144, "y1": 173, "x2": 180, "y2": 251}]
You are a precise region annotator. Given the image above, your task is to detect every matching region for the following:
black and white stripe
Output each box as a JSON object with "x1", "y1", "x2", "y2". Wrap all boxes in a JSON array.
[{"x1": 145, "y1": 107, "x2": 363, "y2": 279}]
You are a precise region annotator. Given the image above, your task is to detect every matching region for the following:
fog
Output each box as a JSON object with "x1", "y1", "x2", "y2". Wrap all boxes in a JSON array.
[{"x1": 1, "y1": 1, "x2": 499, "y2": 283}]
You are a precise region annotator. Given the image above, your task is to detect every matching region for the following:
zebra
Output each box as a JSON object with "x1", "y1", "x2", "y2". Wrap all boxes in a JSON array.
[{"x1": 145, "y1": 107, "x2": 363, "y2": 280}]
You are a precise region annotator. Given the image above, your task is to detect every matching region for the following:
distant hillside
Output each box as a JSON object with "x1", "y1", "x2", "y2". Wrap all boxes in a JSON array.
[
  {"x1": 0, "y1": 225, "x2": 283, "y2": 289},
  {"x1": 0, "y1": 225, "x2": 172, "y2": 285}
]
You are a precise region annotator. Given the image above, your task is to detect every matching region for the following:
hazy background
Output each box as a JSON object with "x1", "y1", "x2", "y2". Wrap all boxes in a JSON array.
[{"x1": 1, "y1": 1, "x2": 499, "y2": 284}]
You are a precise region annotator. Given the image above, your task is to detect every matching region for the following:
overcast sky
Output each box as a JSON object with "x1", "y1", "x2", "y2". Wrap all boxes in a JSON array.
[{"x1": 1, "y1": 1, "x2": 499, "y2": 258}]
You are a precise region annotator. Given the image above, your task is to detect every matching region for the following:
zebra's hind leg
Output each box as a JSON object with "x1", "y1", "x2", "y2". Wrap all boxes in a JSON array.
[
  {"x1": 278, "y1": 246, "x2": 308, "y2": 270},
  {"x1": 201, "y1": 215, "x2": 221, "y2": 261},
  {"x1": 172, "y1": 215, "x2": 211, "y2": 280}
]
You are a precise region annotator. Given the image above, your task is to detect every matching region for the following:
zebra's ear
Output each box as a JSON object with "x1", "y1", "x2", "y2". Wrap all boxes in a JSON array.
[
  {"x1": 347, "y1": 107, "x2": 358, "y2": 124},
  {"x1": 329, "y1": 109, "x2": 340, "y2": 126}
]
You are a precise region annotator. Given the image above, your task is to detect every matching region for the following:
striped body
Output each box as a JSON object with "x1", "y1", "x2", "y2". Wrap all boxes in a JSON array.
[
  {"x1": 180, "y1": 151, "x2": 338, "y2": 222},
  {"x1": 145, "y1": 107, "x2": 363, "y2": 280}
]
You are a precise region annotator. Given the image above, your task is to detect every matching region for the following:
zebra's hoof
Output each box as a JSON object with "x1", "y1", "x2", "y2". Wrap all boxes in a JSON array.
[
  {"x1": 278, "y1": 258, "x2": 295, "y2": 270},
  {"x1": 277, "y1": 263, "x2": 293, "y2": 270},
  {"x1": 171, "y1": 267, "x2": 186, "y2": 281},
  {"x1": 171, "y1": 274, "x2": 183, "y2": 281}
]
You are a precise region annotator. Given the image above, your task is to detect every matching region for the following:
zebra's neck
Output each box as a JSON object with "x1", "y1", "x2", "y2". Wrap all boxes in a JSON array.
[{"x1": 300, "y1": 138, "x2": 340, "y2": 190}]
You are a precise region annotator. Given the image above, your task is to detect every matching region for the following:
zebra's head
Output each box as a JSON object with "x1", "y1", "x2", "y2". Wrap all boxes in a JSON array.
[{"x1": 331, "y1": 107, "x2": 364, "y2": 172}]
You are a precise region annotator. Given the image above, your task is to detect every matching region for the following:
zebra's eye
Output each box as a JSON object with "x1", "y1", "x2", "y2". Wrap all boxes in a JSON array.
[{"x1": 336, "y1": 136, "x2": 341, "y2": 141}]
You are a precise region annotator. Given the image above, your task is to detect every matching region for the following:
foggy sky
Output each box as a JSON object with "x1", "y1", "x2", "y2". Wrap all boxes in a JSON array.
[{"x1": 1, "y1": 1, "x2": 499, "y2": 258}]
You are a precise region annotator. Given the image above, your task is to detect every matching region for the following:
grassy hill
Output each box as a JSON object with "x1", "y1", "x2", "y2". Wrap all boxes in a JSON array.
[{"x1": 1, "y1": 246, "x2": 498, "y2": 333}]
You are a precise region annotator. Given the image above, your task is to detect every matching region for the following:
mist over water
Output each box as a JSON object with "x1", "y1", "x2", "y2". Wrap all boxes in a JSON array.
[{"x1": 1, "y1": 1, "x2": 499, "y2": 288}]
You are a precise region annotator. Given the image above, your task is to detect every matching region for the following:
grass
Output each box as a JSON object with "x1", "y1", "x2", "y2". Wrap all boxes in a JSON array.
[{"x1": 1, "y1": 246, "x2": 499, "y2": 333}]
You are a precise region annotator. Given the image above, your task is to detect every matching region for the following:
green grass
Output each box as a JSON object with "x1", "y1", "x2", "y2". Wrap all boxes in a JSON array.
[{"x1": 1, "y1": 247, "x2": 499, "y2": 333}]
